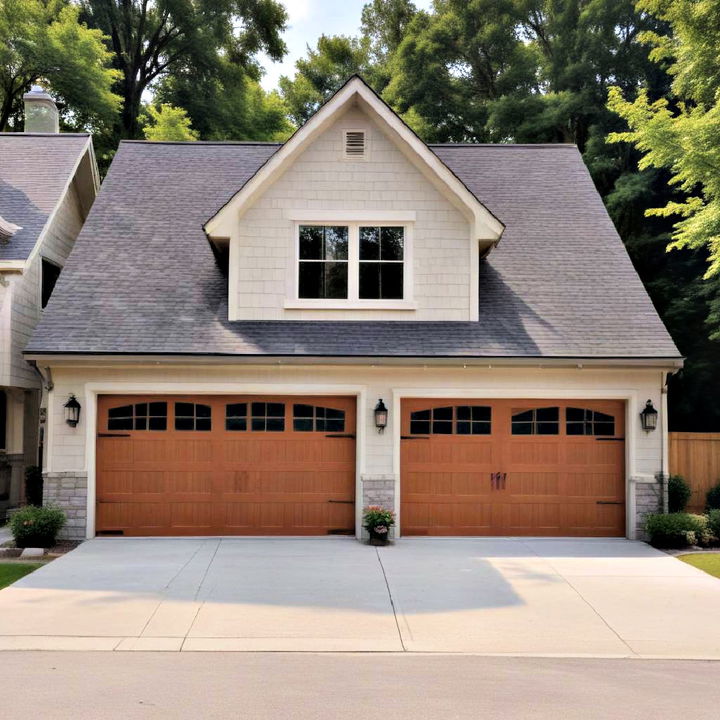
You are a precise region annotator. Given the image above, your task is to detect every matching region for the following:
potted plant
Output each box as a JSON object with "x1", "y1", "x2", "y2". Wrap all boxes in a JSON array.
[{"x1": 363, "y1": 505, "x2": 395, "y2": 546}]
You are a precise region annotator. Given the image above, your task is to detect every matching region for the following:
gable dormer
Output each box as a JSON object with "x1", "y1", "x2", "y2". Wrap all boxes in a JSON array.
[{"x1": 204, "y1": 76, "x2": 504, "y2": 322}]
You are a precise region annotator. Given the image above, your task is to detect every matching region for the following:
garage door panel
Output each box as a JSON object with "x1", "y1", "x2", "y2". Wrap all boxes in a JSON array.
[
  {"x1": 96, "y1": 395, "x2": 356, "y2": 536},
  {"x1": 402, "y1": 398, "x2": 625, "y2": 537}
]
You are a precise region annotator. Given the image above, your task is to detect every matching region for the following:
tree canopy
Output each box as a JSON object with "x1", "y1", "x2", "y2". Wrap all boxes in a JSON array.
[{"x1": 143, "y1": 103, "x2": 198, "y2": 141}]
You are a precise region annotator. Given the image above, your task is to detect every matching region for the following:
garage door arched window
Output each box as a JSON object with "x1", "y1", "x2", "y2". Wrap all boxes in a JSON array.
[
  {"x1": 293, "y1": 404, "x2": 346, "y2": 432},
  {"x1": 175, "y1": 402, "x2": 211, "y2": 431},
  {"x1": 108, "y1": 402, "x2": 167, "y2": 431},
  {"x1": 566, "y1": 408, "x2": 615, "y2": 436},
  {"x1": 410, "y1": 406, "x2": 491, "y2": 435},
  {"x1": 511, "y1": 407, "x2": 559, "y2": 435}
]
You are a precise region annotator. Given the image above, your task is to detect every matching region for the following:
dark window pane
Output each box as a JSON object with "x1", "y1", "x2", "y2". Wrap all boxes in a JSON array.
[
  {"x1": 457, "y1": 421, "x2": 471, "y2": 435},
  {"x1": 536, "y1": 407, "x2": 559, "y2": 421},
  {"x1": 226, "y1": 417, "x2": 247, "y2": 431},
  {"x1": 380, "y1": 227, "x2": 404, "y2": 260},
  {"x1": 457, "y1": 406, "x2": 471, "y2": 421},
  {"x1": 196, "y1": 404, "x2": 211, "y2": 418},
  {"x1": 472, "y1": 406, "x2": 491, "y2": 421},
  {"x1": 176, "y1": 402, "x2": 193, "y2": 417},
  {"x1": 324, "y1": 226, "x2": 348, "y2": 260},
  {"x1": 251, "y1": 418, "x2": 265, "y2": 431},
  {"x1": 267, "y1": 403, "x2": 285, "y2": 417},
  {"x1": 380, "y1": 263, "x2": 403, "y2": 299},
  {"x1": 473, "y1": 421, "x2": 491, "y2": 435},
  {"x1": 135, "y1": 403, "x2": 147, "y2": 417},
  {"x1": 595, "y1": 411, "x2": 614, "y2": 424},
  {"x1": 326, "y1": 262, "x2": 348, "y2": 299},
  {"x1": 227, "y1": 403, "x2": 246, "y2": 417},
  {"x1": 299, "y1": 262, "x2": 323, "y2": 298},
  {"x1": 149, "y1": 402, "x2": 167, "y2": 417},
  {"x1": 411, "y1": 410, "x2": 431, "y2": 421},
  {"x1": 359, "y1": 227, "x2": 380, "y2": 260},
  {"x1": 134, "y1": 417, "x2": 147, "y2": 431},
  {"x1": 410, "y1": 420, "x2": 430, "y2": 435},
  {"x1": 537, "y1": 422, "x2": 559, "y2": 435},
  {"x1": 294, "y1": 404, "x2": 313, "y2": 418},
  {"x1": 512, "y1": 410, "x2": 533, "y2": 423},
  {"x1": 175, "y1": 417, "x2": 194, "y2": 431},
  {"x1": 299, "y1": 260, "x2": 348, "y2": 299},
  {"x1": 196, "y1": 418, "x2": 211, "y2": 431},
  {"x1": 266, "y1": 418, "x2": 285, "y2": 432},
  {"x1": 299, "y1": 225, "x2": 323, "y2": 259},
  {"x1": 294, "y1": 418, "x2": 313, "y2": 432},
  {"x1": 595, "y1": 422, "x2": 615, "y2": 436},
  {"x1": 108, "y1": 417, "x2": 132, "y2": 431},
  {"x1": 149, "y1": 417, "x2": 167, "y2": 431},
  {"x1": 325, "y1": 418, "x2": 344, "y2": 432},
  {"x1": 433, "y1": 420, "x2": 453, "y2": 434},
  {"x1": 567, "y1": 407, "x2": 584, "y2": 422},
  {"x1": 433, "y1": 407, "x2": 453, "y2": 421},
  {"x1": 109, "y1": 405, "x2": 132, "y2": 419},
  {"x1": 567, "y1": 422, "x2": 584, "y2": 435},
  {"x1": 359, "y1": 262, "x2": 380, "y2": 299},
  {"x1": 251, "y1": 402, "x2": 265, "y2": 417},
  {"x1": 326, "y1": 408, "x2": 344, "y2": 419},
  {"x1": 512, "y1": 423, "x2": 532, "y2": 435}
]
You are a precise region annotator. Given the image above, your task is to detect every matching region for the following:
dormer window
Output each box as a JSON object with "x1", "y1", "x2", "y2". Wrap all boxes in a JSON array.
[
  {"x1": 343, "y1": 129, "x2": 367, "y2": 160},
  {"x1": 296, "y1": 223, "x2": 408, "y2": 302}
]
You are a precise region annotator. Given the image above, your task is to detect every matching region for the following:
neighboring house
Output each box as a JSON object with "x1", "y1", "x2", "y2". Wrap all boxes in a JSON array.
[
  {"x1": 26, "y1": 77, "x2": 681, "y2": 542},
  {"x1": 0, "y1": 88, "x2": 99, "y2": 515}
]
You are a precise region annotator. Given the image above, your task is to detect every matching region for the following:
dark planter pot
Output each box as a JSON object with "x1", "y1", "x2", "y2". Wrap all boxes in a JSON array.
[
  {"x1": 367, "y1": 525, "x2": 391, "y2": 546},
  {"x1": 16, "y1": 534, "x2": 56, "y2": 549}
]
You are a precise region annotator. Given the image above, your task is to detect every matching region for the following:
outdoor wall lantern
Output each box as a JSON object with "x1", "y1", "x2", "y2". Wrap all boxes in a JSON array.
[
  {"x1": 640, "y1": 399, "x2": 658, "y2": 432},
  {"x1": 374, "y1": 399, "x2": 388, "y2": 433},
  {"x1": 64, "y1": 394, "x2": 81, "y2": 427}
]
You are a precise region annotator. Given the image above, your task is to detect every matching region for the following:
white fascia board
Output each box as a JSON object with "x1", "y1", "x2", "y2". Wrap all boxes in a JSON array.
[{"x1": 203, "y1": 77, "x2": 505, "y2": 243}]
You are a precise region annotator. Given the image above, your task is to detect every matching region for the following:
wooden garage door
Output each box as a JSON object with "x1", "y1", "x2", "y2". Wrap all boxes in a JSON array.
[
  {"x1": 401, "y1": 399, "x2": 625, "y2": 536},
  {"x1": 96, "y1": 395, "x2": 356, "y2": 536}
]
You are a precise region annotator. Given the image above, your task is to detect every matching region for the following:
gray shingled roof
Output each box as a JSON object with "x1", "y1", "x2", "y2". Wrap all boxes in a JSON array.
[
  {"x1": 26, "y1": 139, "x2": 680, "y2": 359},
  {"x1": 0, "y1": 133, "x2": 90, "y2": 261}
]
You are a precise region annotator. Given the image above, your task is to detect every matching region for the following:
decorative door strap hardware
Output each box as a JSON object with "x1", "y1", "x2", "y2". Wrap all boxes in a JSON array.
[
  {"x1": 401, "y1": 435, "x2": 430, "y2": 440},
  {"x1": 97, "y1": 433, "x2": 131, "y2": 437},
  {"x1": 327, "y1": 499, "x2": 354, "y2": 504},
  {"x1": 490, "y1": 472, "x2": 507, "y2": 490},
  {"x1": 596, "y1": 500, "x2": 623, "y2": 505},
  {"x1": 595, "y1": 437, "x2": 625, "y2": 442},
  {"x1": 325, "y1": 434, "x2": 356, "y2": 439}
]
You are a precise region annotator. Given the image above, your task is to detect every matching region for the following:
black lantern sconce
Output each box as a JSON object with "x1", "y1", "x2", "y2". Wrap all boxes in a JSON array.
[
  {"x1": 640, "y1": 399, "x2": 658, "y2": 432},
  {"x1": 374, "y1": 399, "x2": 388, "y2": 433},
  {"x1": 64, "y1": 394, "x2": 81, "y2": 427}
]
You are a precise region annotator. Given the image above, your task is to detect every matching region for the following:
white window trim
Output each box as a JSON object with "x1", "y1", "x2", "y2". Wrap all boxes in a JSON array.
[{"x1": 286, "y1": 221, "x2": 415, "y2": 310}]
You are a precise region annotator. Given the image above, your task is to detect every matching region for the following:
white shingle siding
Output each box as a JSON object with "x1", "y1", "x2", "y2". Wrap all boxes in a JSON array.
[{"x1": 233, "y1": 108, "x2": 473, "y2": 321}]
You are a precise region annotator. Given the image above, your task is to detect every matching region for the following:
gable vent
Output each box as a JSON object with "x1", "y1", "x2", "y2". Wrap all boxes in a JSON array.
[{"x1": 343, "y1": 130, "x2": 367, "y2": 160}]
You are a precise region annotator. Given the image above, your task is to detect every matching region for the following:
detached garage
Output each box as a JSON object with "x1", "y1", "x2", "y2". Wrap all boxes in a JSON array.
[
  {"x1": 401, "y1": 399, "x2": 625, "y2": 537},
  {"x1": 95, "y1": 395, "x2": 356, "y2": 536}
]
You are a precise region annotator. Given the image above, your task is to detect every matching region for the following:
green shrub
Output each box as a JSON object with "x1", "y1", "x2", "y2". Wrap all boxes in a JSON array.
[
  {"x1": 707, "y1": 510, "x2": 720, "y2": 541},
  {"x1": 9, "y1": 505, "x2": 66, "y2": 548},
  {"x1": 707, "y1": 483, "x2": 720, "y2": 511},
  {"x1": 668, "y1": 475, "x2": 692, "y2": 513},
  {"x1": 644, "y1": 512, "x2": 711, "y2": 549},
  {"x1": 24, "y1": 465, "x2": 43, "y2": 507}
]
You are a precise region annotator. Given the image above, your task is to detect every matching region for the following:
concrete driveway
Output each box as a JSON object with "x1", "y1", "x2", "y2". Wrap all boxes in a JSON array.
[{"x1": 0, "y1": 537, "x2": 719, "y2": 657}]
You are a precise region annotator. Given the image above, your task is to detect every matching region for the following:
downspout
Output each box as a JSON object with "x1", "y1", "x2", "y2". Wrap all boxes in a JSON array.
[
  {"x1": 660, "y1": 371, "x2": 669, "y2": 513},
  {"x1": 30, "y1": 361, "x2": 53, "y2": 469}
]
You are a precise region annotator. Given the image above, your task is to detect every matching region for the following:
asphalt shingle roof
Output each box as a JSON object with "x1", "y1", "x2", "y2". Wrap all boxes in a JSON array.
[
  {"x1": 0, "y1": 133, "x2": 89, "y2": 261},
  {"x1": 26, "y1": 139, "x2": 680, "y2": 359}
]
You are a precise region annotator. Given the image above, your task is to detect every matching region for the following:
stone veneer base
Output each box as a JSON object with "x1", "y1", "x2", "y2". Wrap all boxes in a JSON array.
[{"x1": 43, "y1": 472, "x2": 88, "y2": 541}]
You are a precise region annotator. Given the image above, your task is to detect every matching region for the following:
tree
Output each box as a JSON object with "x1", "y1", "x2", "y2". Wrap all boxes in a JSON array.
[
  {"x1": 142, "y1": 103, "x2": 198, "y2": 141},
  {"x1": 0, "y1": 0, "x2": 119, "y2": 131},
  {"x1": 79, "y1": 0, "x2": 288, "y2": 138}
]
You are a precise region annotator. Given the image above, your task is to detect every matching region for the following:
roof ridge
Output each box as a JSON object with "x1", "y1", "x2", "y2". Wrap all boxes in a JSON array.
[
  {"x1": 430, "y1": 143, "x2": 578, "y2": 149},
  {"x1": 0, "y1": 132, "x2": 90, "y2": 138},
  {"x1": 121, "y1": 140, "x2": 283, "y2": 146}
]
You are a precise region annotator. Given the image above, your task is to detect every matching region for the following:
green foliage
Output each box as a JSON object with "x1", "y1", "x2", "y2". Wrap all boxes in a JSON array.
[
  {"x1": 24, "y1": 466, "x2": 43, "y2": 508},
  {"x1": 644, "y1": 512, "x2": 711, "y2": 548},
  {"x1": 668, "y1": 474, "x2": 692, "y2": 513},
  {"x1": 0, "y1": 0, "x2": 120, "y2": 131},
  {"x1": 706, "y1": 509, "x2": 720, "y2": 541},
  {"x1": 143, "y1": 104, "x2": 198, "y2": 142},
  {"x1": 706, "y1": 483, "x2": 720, "y2": 511},
  {"x1": 10, "y1": 505, "x2": 66, "y2": 549},
  {"x1": 79, "y1": 0, "x2": 288, "y2": 138},
  {"x1": 362, "y1": 505, "x2": 396, "y2": 529}
]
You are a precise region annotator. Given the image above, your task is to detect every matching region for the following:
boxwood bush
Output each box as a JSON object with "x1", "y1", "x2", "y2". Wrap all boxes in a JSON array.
[
  {"x1": 668, "y1": 475, "x2": 692, "y2": 513},
  {"x1": 644, "y1": 512, "x2": 711, "y2": 549},
  {"x1": 707, "y1": 483, "x2": 720, "y2": 511},
  {"x1": 10, "y1": 505, "x2": 66, "y2": 548}
]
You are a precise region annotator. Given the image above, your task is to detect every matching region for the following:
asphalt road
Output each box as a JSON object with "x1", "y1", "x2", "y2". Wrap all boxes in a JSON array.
[{"x1": 3, "y1": 652, "x2": 720, "y2": 719}]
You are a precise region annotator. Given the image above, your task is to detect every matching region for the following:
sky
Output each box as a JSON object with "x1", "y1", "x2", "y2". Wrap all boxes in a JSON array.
[{"x1": 258, "y1": 0, "x2": 433, "y2": 92}]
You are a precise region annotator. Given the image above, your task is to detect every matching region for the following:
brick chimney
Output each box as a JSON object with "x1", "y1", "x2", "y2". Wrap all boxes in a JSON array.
[{"x1": 23, "y1": 85, "x2": 59, "y2": 133}]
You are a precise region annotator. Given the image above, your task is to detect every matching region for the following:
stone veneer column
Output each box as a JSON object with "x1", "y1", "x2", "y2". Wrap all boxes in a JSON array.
[
  {"x1": 43, "y1": 471, "x2": 88, "y2": 541},
  {"x1": 360, "y1": 474, "x2": 397, "y2": 539},
  {"x1": 631, "y1": 473, "x2": 667, "y2": 541}
]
